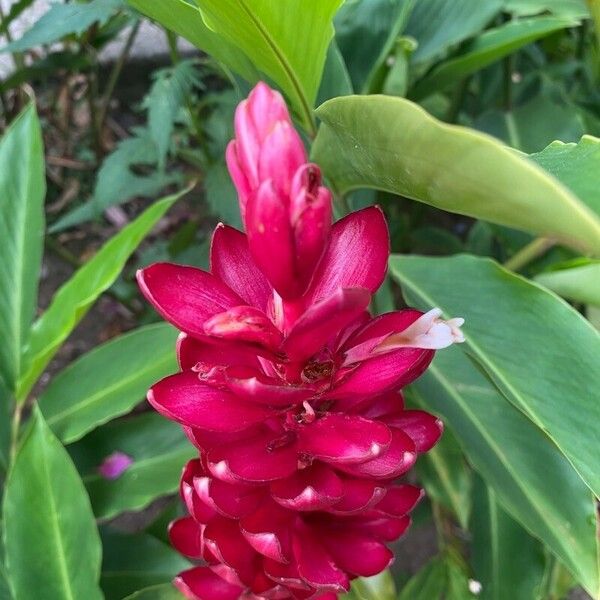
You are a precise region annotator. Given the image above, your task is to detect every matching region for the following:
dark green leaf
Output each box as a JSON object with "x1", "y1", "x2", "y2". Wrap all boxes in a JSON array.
[
  {"x1": 316, "y1": 40, "x2": 353, "y2": 105},
  {"x1": 18, "y1": 190, "x2": 186, "y2": 401},
  {"x1": 313, "y1": 96, "x2": 600, "y2": 255},
  {"x1": 72, "y1": 413, "x2": 194, "y2": 519},
  {"x1": 503, "y1": 0, "x2": 589, "y2": 17},
  {"x1": 2, "y1": 0, "x2": 126, "y2": 52},
  {"x1": 391, "y1": 255, "x2": 600, "y2": 501},
  {"x1": 101, "y1": 529, "x2": 189, "y2": 600},
  {"x1": 0, "y1": 104, "x2": 44, "y2": 392},
  {"x1": 39, "y1": 324, "x2": 178, "y2": 444},
  {"x1": 471, "y1": 477, "x2": 546, "y2": 600},
  {"x1": 397, "y1": 558, "x2": 446, "y2": 600},
  {"x1": 405, "y1": 0, "x2": 503, "y2": 65},
  {"x1": 412, "y1": 17, "x2": 576, "y2": 99},
  {"x1": 3, "y1": 409, "x2": 102, "y2": 600},
  {"x1": 122, "y1": 584, "x2": 184, "y2": 599}
]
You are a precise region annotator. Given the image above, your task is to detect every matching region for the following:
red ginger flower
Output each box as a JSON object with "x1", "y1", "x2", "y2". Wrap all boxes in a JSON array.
[{"x1": 137, "y1": 82, "x2": 464, "y2": 600}]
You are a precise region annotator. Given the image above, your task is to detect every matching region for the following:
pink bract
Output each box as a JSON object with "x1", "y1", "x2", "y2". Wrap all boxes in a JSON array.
[{"x1": 137, "y1": 82, "x2": 463, "y2": 600}]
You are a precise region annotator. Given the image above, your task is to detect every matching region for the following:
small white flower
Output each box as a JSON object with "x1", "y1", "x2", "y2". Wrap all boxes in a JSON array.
[{"x1": 468, "y1": 579, "x2": 482, "y2": 595}]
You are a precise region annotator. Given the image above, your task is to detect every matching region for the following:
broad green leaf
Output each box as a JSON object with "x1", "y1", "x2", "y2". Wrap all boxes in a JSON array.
[
  {"x1": 391, "y1": 254, "x2": 600, "y2": 498},
  {"x1": 414, "y1": 424, "x2": 472, "y2": 529},
  {"x1": 2, "y1": 0, "x2": 125, "y2": 52},
  {"x1": 194, "y1": 0, "x2": 343, "y2": 131},
  {"x1": 405, "y1": 0, "x2": 503, "y2": 65},
  {"x1": 529, "y1": 136, "x2": 600, "y2": 218},
  {"x1": 39, "y1": 324, "x2": 178, "y2": 444},
  {"x1": 18, "y1": 190, "x2": 186, "y2": 401},
  {"x1": 471, "y1": 477, "x2": 546, "y2": 600},
  {"x1": 71, "y1": 413, "x2": 194, "y2": 519},
  {"x1": 123, "y1": 585, "x2": 184, "y2": 600},
  {"x1": 503, "y1": 0, "x2": 589, "y2": 17},
  {"x1": 312, "y1": 96, "x2": 600, "y2": 255},
  {"x1": 101, "y1": 529, "x2": 189, "y2": 600},
  {"x1": 476, "y1": 95, "x2": 586, "y2": 153},
  {"x1": 412, "y1": 17, "x2": 576, "y2": 99},
  {"x1": 342, "y1": 571, "x2": 396, "y2": 599},
  {"x1": 335, "y1": 0, "x2": 415, "y2": 93},
  {"x1": 3, "y1": 409, "x2": 102, "y2": 600},
  {"x1": 127, "y1": 0, "x2": 258, "y2": 83},
  {"x1": 406, "y1": 345, "x2": 599, "y2": 595},
  {"x1": 0, "y1": 104, "x2": 44, "y2": 392},
  {"x1": 51, "y1": 129, "x2": 182, "y2": 232},
  {"x1": 535, "y1": 261, "x2": 600, "y2": 306}
]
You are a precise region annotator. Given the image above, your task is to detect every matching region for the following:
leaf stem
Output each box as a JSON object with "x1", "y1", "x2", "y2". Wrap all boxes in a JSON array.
[
  {"x1": 97, "y1": 19, "x2": 141, "y2": 134},
  {"x1": 503, "y1": 237, "x2": 555, "y2": 272},
  {"x1": 9, "y1": 401, "x2": 23, "y2": 466}
]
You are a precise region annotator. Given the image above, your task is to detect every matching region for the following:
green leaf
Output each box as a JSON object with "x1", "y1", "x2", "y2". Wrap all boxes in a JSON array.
[
  {"x1": 396, "y1": 558, "x2": 447, "y2": 600},
  {"x1": 127, "y1": 0, "x2": 258, "y2": 83},
  {"x1": 3, "y1": 409, "x2": 102, "y2": 600},
  {"x1": 122, "y1": 584, "x2": 184, "y2": 600},
  {"x1": 2, "y1": 0, "x2": 125, "y2": 53},
  {"x1": 316, "y1": 40, "x2": 354, "y2": 105},
  {"x1": 405, "y1": 0, "x2": 503, "y2": 65},
  {"x1": 194, "y1": 0, "x2": 343, "y2": 131},
  {"x1": 39, "y1": 324, "x2": 178, "y2": 444},
  {"x1": 71, "y1": 413, "x2": 195, "y2": 519},
  {"x1": 0, "y1": 104, "x2": 44, "y2": 392},
  {"x1": 414, "y1": 424, "x2": 472, "y2": 529},
  {"x1": 312, "y1": 96, "x2": 600, "y2": 255},
  {"x1": 18, "y1": 190, "x2": 186, "y2": 402},
  {"x1": 334, "y1": 0, "x2": 415, "y2": 93},
  {"x1": 101, "y1": 529, "x2": 189, "y2": 600},
  {"x1": 144, "y1": 60, "x2": 202, "y2": 168},
  {"x1": 342, "y1": 570, "x2": 396, "y2": 599},
  {"x1": 476, "y1": 95, "x2": 586, "y2": 153},
  {"x1": 391, "y1": 254, "x2": 600, "y2": 499},
  {"x1": 406, "y1": 345, "x2": 599, "y2": 595},
  {"x1": 535, "y1": 261, "x2": 600, "y2": 306},
  {"x1": 503, "y1": 0, "x2": 589, "y2": 17},
  {"x1": 529, "y1": 136, "x2": 600, "y2": 219},
  {"x1": 412, "y1": 16, "x2": 576, "y2": 99},
  {"x1": 471, "y1": 477, "x2": 546, "y2": 600},
  {"x1": 51, "y1": 128, "x2": 182, "y2": 231}
]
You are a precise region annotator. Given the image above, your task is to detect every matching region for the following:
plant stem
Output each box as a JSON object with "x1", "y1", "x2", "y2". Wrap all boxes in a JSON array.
[
  {"x1": 97, "y1": 20, "x2": 141, "y2": 133},
  {"x1": 586, "y1": 0, "x2": 600, "y2": 50},
  {"x1": 9, "y1": 402, "x2": 23, "y2": 467},
  {"x1": 503, "y1": 237, "x2": 554, "y2": 271}
]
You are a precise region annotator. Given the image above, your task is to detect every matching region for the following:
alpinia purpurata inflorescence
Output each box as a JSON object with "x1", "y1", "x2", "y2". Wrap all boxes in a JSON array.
[{"x1": 137, "y1": 82, "x2": 465, "y2": 600}]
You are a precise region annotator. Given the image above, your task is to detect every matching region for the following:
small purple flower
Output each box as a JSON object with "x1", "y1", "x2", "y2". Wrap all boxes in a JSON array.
[{"x1": 98, "y1": 451, "x2": 133, "y2": 480}]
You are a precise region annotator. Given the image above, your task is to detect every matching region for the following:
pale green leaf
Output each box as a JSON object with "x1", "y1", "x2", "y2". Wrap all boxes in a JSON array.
[
  {"x1": 0, "y1": 104, "x2": 44, "y2": 392},
  {"x1": 18, "y1": 190, "x2": 186, "y2": 401},
  {"x1": 123, "y1": 584, "x2": 184, "y2": 600},
  {"x1": 39, "y1": 324, "x2": 178, "y2": 444},
  {"x1": 535, "y1": 261, "x2": 600, "y2": 306},
  {"x1": 312, "y1": 96, "x2": 600, "y2": 255},
  {"x1": 503, "y1": 0, "x2": 589, "y2": 17},
  {"x1": 3, "y1": 409, "x2": 102, "y2": 600},
  {"x1": 342, "y1": 570, "x2": 396, "y2": 599}
]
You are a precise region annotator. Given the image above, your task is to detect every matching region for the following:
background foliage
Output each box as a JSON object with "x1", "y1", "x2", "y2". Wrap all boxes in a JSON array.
[{"x1": 0, "y1": 0, "x2": 599, "y2": 599}]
